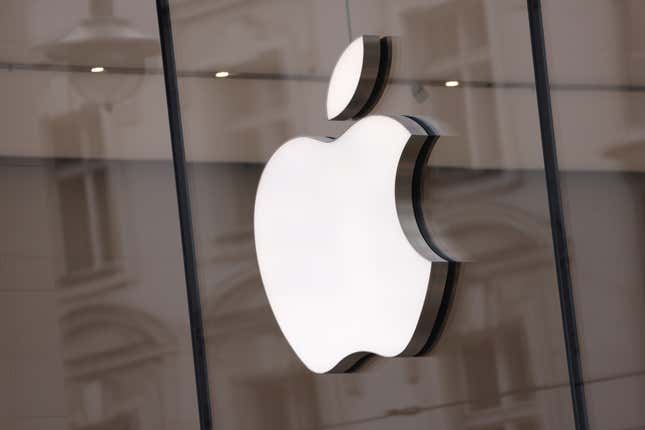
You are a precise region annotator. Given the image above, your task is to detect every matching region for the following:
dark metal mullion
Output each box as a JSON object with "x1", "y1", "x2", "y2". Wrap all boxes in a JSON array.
[
  {"x1": 155, "y1": 1, "x2": 213, "y2": 429},
  {"x1": 526, "y1": 0, "x2": 589, "y2": 428}
]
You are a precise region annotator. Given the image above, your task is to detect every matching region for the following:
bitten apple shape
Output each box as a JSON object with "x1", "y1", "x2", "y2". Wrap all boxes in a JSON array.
[
  {"x1": 254, "y1": 35, "x2": 451, "y2": 373},
  {"x1": 254, "y1": 115, "x2": 447, "y2": 373}
]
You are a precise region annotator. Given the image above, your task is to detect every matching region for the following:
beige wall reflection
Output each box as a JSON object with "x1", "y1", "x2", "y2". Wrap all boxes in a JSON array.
[
  {"x1": 0, "y1": 1, "x2": 200, "y2": 429},
  {"x1": 0, "y1": 157, "x2": 203, "y2": 429}
]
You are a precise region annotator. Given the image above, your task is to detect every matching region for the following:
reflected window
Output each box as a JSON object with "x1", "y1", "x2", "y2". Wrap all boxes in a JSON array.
[
  {"x1": 462, "y1": 322, "x2": 537, "y2": 427},
  {"x1": 46, "y1": 104, "x2": 124, "y2": 288},
  {"x1": 463, "y1": 325, "x2": 535, "y2": 411},
  {"x1": 463, "y1": 337, "x2": 501, "y2": 410},
  {"x1": 232, "y1": 375, "x2": 319, "y2": 429},
  {"x1": 56, "y1": 164, "x2": 119, "y2": 275},
  {"x1": 402, "y1": 0, "x2": 502, "y2": 165}
]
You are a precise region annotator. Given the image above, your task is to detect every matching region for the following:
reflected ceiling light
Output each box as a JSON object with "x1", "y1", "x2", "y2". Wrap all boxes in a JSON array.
[
  {"x1": 444, "y1": 80, "x2": 460, "y2": 87},
  {"x1": 90, "y1": 66, "x2": 105, "y2": 73},
  {"x1": 41, "y1": 0, "x2": 159, "y2": 107},
  {"x1": 214, "y1": 71, "x2": 230, "y2": 78}
]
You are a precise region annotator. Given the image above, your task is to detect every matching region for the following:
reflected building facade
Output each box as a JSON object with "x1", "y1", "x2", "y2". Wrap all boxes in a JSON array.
[{"x1": 0, "y1": 1, "x2": 644, "y2": 430}]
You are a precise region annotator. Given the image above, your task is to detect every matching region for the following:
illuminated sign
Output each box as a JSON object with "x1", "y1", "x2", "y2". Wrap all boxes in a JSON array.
[{"x1": 254, "y1": 36, "x2": 452, "y2": 373}]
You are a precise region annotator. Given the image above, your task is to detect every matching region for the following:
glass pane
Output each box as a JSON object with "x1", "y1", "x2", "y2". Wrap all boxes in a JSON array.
[
  {"x1": 170, "y1": 0, "x2": 575, "y2": 428},
  {"x1": 0, "y1": 1, "x2": 200, "y2": 429},
  {"x1": 541, "y1": 1, "x2": 645, "y2": 428}
]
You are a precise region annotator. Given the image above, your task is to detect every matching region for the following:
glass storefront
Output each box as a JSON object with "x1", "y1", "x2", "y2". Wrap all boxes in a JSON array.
[
  {"x1": 0, "y1": 1, "x2": 642, "y2": 429},
  {"x1": 542, "y1": 1, "x2": 645, "y2": 428}
]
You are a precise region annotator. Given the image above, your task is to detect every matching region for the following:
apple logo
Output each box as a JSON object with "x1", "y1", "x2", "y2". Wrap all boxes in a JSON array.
[{"x1": 254, "y1": 36, "x2": 456, "y2": 373}]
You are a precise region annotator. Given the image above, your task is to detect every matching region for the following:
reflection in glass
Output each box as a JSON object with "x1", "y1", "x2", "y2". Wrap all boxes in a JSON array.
[
  {"x1": 542, "y1": 0, "x2": 645, "y2": 428},
  {"x1": 0, "y1": 1, "x2": 199, "y2": 429},
  {"x1": 168, "y1": 0, "x2": 575, "y2": 428}
]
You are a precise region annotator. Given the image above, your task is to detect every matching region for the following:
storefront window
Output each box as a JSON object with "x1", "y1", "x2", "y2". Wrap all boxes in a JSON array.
[{"x1": 2, "y1": 1, "x2": 642, "y2": 429}]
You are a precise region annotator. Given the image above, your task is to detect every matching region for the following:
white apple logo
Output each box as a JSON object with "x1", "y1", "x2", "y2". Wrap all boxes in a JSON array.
[{"x1": 254, "y1": 36, "x2": 452, "y2": 373}]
